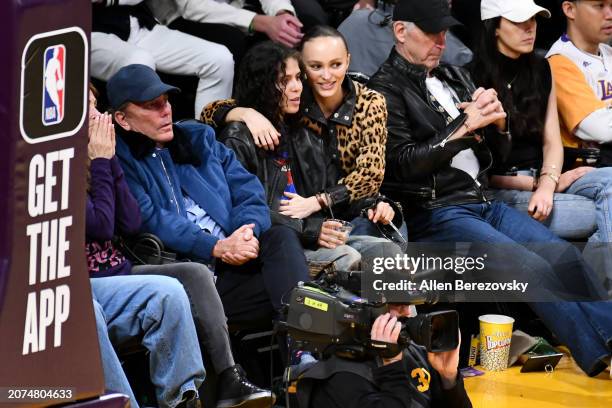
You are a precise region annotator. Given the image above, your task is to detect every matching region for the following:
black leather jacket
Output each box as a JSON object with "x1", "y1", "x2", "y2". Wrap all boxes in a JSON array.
[
  {"x1": 368, "y1": 49, "x2": 506, "y2": 210},
  {"x1": 218, "y1": 122, "x2": 401, "y2": 247}
]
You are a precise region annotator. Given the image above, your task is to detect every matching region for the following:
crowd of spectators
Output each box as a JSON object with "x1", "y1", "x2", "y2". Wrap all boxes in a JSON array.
[{"x1": 86, "y1": 0, "x2": 612, "y2": 407}]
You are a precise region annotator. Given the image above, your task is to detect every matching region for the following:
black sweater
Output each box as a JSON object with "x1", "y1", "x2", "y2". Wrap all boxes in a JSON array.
[{"x1": 305, "y1": 345, "x2": 472, "y2": 408}]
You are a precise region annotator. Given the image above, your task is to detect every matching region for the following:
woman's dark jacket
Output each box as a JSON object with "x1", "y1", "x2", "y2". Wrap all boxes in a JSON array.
[{"x1": 219, "y1": 122, "x2": 400, "y2": 247}]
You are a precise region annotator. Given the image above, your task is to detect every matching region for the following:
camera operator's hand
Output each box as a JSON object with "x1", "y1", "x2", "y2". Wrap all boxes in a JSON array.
[
  {"x1": 371, "y1": 313, "x2": 403, "y2": 365},
  {"x1": 427, "y1": 333, "x2": 461, "y2": 390}
]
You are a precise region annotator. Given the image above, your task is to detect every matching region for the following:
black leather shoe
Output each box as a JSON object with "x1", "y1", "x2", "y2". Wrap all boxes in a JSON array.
[{"x1": 216, "y1": 365, "x2": 275, "y2": 408}]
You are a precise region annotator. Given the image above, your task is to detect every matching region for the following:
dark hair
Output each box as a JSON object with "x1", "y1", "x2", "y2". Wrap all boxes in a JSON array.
[
  {"x1": 471, "y1": 17, "x2": 547, "y2": 142},
  {"x1": 299, "y1": 25, "x2": 349, "y2": 54},
  {"x1": 117, "y1": 123, "x2": 201, "y2": 166},
  {"x1": 234, "y1": 42, "x2": 301, "y2": 127}
]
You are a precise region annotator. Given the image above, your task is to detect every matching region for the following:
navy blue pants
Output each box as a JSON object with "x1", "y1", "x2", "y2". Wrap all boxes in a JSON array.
[{"x1": 215, "y1": 225, "x2": 309, "y2": 323}]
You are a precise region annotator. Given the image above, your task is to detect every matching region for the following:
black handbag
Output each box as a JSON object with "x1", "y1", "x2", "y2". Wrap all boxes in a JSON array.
[{"x1": 117, "y1": 233, "x2": 180, "y2": 266}]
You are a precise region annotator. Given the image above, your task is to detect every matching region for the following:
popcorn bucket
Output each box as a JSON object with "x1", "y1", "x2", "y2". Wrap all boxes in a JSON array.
[{"x1": 479, "y1": 314, "x2": 514, "y2": 371}]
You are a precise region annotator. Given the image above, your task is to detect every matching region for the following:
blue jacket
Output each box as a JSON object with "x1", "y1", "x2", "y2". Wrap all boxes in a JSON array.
[{"x1": 116, "y1": 120, "x2": 271, "y2": 261}]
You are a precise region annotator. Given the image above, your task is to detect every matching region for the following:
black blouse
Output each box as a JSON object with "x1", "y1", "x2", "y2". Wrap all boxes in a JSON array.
[{"x1": 492, "y1": 52, "x2": 552, "y2": 173}]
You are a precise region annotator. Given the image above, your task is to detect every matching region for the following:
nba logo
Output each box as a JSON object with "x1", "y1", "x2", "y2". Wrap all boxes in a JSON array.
[
  {"x1": 42, "y1": 44, "x2": 66, "y2": 126},
  {"x1": 21, "y1": 27, "x2": 87, "y2": 143}
]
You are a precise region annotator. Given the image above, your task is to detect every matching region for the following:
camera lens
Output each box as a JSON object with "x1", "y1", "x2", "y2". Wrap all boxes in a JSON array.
[{"x1": 397, "y1": 310, "x2": 459, "y2": 352}]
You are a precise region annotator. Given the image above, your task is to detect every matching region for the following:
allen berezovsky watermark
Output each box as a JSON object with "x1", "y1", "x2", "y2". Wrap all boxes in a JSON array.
[
  {"x1": 370, "y1": 277, "x2": 529, "y2": 294},
  {"x1": 360, "y1": 242, "x2": 612, "y2": 303},
  {"x1": 370, "y1": 253, "x2": 527, "y2": 297}
]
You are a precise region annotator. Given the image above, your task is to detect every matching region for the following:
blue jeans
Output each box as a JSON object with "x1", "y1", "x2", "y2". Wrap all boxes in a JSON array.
[
  {"x1": 406, "y1": 201, "x2": 604, "y2": 298},
  {"x1": 492, "y1": 167, "x2": 612, "y2": 290},
  {"x1": 91, "y1": 275, "x2": 205, "y2": 408},
  {"x1": 351, "y1": 215, "x2": 409, "y2": 243},
  {"x1": 407, "y1": 201, "x2": 611, "y2": 374},
  {"x1": 304, "y1": 244, "x2": 362, "y2": 272},
  {"x1": 349, "y1": 216, "x2": 408, "y2": 268},
  {"x1": 529, "y1": 301, "x2": 612, "y2": 375},
  {"x1": 93, "y1": 298, "x2": 139, "y2": 408},
  {"x1": 565, "y1": 167, "x2": 612, "y2": 242},
  {"x1": 492, "y1": 167, "x2": 612, "y2": 241},
  {"x1": 131, "y1": 263, "x2": 235, "y2": 373},
  {"x1": 491, "y1": 189, "x2": 597, "y2": 240}
]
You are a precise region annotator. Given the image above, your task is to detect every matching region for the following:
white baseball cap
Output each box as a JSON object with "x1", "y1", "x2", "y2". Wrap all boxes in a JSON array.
[{"x1": 481, "y1": 0, "x2": 551, "y2": 22}]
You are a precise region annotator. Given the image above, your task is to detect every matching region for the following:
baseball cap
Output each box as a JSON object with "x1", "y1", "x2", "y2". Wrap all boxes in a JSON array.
[
  {"x1": 393, "y1": 0, "x2": 461, "y2": 34},
  {"x1": 481, "y1": 0, "x2": 551, "y2": 22},
  {"x1": 106, "y1": 64, "x2": 179, "y2": 110}
]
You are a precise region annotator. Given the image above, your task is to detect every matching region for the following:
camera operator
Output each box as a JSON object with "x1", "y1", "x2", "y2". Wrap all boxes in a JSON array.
[{"x1": 297, "y1": 305, "x2": 472, "y2": 408}]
